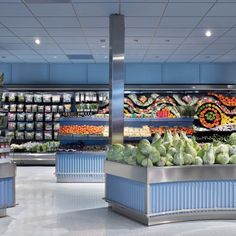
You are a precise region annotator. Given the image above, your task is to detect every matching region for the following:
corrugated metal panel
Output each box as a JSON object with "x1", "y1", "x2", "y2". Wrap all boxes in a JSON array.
[
  {"x1": 56, "y1": 152, "x2": 106, "y2": 181},
  {"x1": 106, "y1": 174, "x2": 145, "y2": 213},
  {"x1": 150, "y1": 180, "x2": 236, "y2": 214},
  {"x1": 0, "y1": 177, "x2": 14, "y2": 208}
]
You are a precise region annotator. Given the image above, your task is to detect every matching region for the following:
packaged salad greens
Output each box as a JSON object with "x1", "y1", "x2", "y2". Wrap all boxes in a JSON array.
[
  {"x1": 26, "y1": 113, "x2": 34, "y2": 122},
  {"x1": 25, "y1": 94, "x2": 33, "y2": 103},
  {"x1": 18, "y1": 92, "x2": 25, "y2": 102}
]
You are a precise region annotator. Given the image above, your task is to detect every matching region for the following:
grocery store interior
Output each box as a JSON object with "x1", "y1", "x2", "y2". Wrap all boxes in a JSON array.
[{"x1": 0, "y1": 0, "x2": 236, "y2": 236}]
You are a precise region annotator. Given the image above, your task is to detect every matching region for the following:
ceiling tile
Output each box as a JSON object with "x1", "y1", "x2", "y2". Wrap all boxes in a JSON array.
[
  {"x1": 125, "y1": 49, "x2": 146, "y2": 55},
  {"x1": 189, "y1": 28, "x2": 229, "y2": 38},
  {"x1": 89, "y1": 44, "x2": 108, "y2": 50},
  {"x1": 0, "y1": 17, "x2": 41, "y2": 28},
  {"x1": 0, "y1": 37, "x2": 21, "y2": 43},
  {"x1": 149, "y1": 44, "x2": 179, "y2": 50},
  {"x1": 164, "y1": 3, "x2": 213, "y2": 17},
  {"x1": 144, "y1": 54, "x2": 169, "y2": 63},
  {"x1": 214, "y1": 54, "x2": 236, "y2": 62},
  {"x1": 47, "y1": 28, "x2": 84, "y2": 37},
  {"x1": 74, "y1": 3, "x2": 118, "y2": 17},
  {"x1": 122, "y1": 3, "x2": 166, "y2": 16},
  {"x1": 227, "y1": 49, "x2": 236, "y2": 55},
  {"x1": 169, "y1": 0, "x2": 216, "y2": 2},
  {"x1": 198, "y1": 17, "x2": 236, "y2": 28},
  {"x1": 213, "y1": 37, "x2": 236, "y2": 44},
  {"x1": 42, "y1": 55, "x2": 70, "y2": 63},
  {"x1": 168, "y1": 55, "x2": 194, "y2": 62},
  {"x1": 126, "y1": 28, "x2": 156, "y2": 37},
  {"x1": 207, "y1": 3, "x2": 236, "y2": 16},
  {"x1": 146, "y1": 49, "x2": 175, "y2": 55},
  {"x1": 155, "y1": 28, "x2": 192, "y2": 37},
  {"x1": 59, "y1": 43, "x2": 89, "y2": 50},
  {"x1": 151, "y1": 37, "x2": 185, "y2": 44},
  {"x1": 0, "y1": 55, "x2": 22, "y2": 63},
  {"x1": 21, "y1": 36, "x2": 55, "y2": 44},
  {"x1": 91, "y1": 49, "x2": 108, "y2": 55},
  {"x1": 184, "y1": 37, "x2": 217, "y2": 44},
  {"x1": 27, "y1": 3, "x2": 75, "y2": 17},
  {"x1": 53, "y1": 36, "x2": 86, "y2": 43},
  {"x1": 191, "y1": 55, "x2": 219, "y2": 62},
  {"x1": 38, "y1": 17, "x2": 79, "y2": 28},
  {"x1": 125, "y1": 44, "x2": 149, "y2": 50},
  {"x1": 207, "y1": 43, "x2": 236, "y2": 50},
  {"x1": 83, "y1": 28, "x2": 108, "y2": 37},
  {"x1": 10, "y1": 27, "x2": 48, "y2": 37},
  {"x1": 126, "y1": 37, "x2": 152, "y2": 44},
  {"x1": 0, "y1": 43, "x2": 30, "y2": 50},
  {"x1": 86, "y1": 37, "x2": 108, "y2": 44},
  {"x1": 36, "y1": 49, "x2": 64, "y2": 55},
  {"x1": 0, "y1": 28, "x2": 14, "y2": 36},
  {"x1": 178, "y1": 44, "x2": 207, "y2": 50},
  {"x1": 0, "y1": 50, "x2": 11, "y2": 56},
  {"x1": 160, "y1": 17, "x2": 201, "y2": 28},
  {"x1": 0, "y1": 3, "x2": 32, "y2": 16},
  {"x1": 9, "y1": 49, "x2": 38, "y2": 55},
  {"x1": 79, "y1": 17, "x2": 108, "y2": 28},
  {"x1": 224, "y1": 28, "x2": 236, "y2": 37},
  {"x1": 125, "y1": 17, "x2": 160, "y2": 28},
  {"x1": 30, "y1": 43, "x2": 60, "y2": 50},
  {"x1": 173, "y1": 49, "x2": 202, "y2": 55},
  {"x1": 64, "y1": 49, "x2": 91, "y2": 54},
  {"x1": 201, "y1": 49, "x2": 230, "y2": 55}
]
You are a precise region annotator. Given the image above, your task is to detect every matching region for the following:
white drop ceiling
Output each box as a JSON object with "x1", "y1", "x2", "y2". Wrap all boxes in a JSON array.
[{"x1": 0, "y1": 0, "x2": 235, "y2": 63}]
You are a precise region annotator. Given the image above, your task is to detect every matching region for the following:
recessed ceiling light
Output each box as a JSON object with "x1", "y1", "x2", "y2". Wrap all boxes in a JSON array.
[
  {"x1": 35, "y1": 38, "x2": 41, "y2": 45},
  {"x1": 53, "y1": 56, "x2": 57, "y2": 59},
  {"x1": 104, "y1": 55, "x2": 108, "y2": 59},
  {"x1": 205, "y1": 30, "x2": 212, "y2": 37},
  {"x1": 101, "y1": 45, "x2": 106, "y2": 48}
]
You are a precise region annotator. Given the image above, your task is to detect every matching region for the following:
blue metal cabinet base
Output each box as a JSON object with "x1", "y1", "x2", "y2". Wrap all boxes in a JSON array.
[
  {"x1": 105, "y1": 161, "x2": 236, "y2": 225},
  {"x1": 56, "y1": 152, "x2": 106, "y2": 183},
  {"x1": 0, "y1": 163, "x2": 16, "y2": 218}
]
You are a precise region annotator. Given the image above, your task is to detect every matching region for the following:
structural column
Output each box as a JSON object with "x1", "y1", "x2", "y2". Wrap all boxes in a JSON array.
[{"x1": 109, "y1": 14, "x2": 125, "y2": 145}]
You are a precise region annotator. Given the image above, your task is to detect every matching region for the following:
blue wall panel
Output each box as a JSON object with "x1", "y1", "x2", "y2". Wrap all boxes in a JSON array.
[
  {"x1": 50, "y1": 64, "x2": 87, "y2": 84},
  {"x1": 200, "y1": 63, "x2": 236, "y2": 84},
  {"x1": 125, "y1": 63, "x2": 162, "y2": 84},
  {"x1": 88, "y1": 64, "x2": 108, "y2": 84},
  {"x1": 0, "y1": 63, "x2": 12, "y2": 84},
  {"x1": 11, "y1": 63, "x2": 49, "y2": 84},
  {"x1": 163, "y1": 63, "x2": 200, "y2": 84},
  {"x1": 1, "y1": 62, "x2": 236, "y2": 85}
]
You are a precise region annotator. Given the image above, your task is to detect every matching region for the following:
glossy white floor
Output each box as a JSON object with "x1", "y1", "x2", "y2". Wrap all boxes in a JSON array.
[{"x1": 0, "y1": 167, "x2": 236, "y2": 236}]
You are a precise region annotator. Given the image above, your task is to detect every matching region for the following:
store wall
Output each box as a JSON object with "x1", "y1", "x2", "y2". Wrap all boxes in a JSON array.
[{"x1": 0, "y1": 62, "x2": 235, "y2": 85}]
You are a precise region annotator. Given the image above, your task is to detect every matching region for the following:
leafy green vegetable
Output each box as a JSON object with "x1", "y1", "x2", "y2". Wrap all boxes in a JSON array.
[
  {"x1": 141, "y1": 158, "x2": 153, "y2": 167},
  {"x1": 194, "y1": 156, "x2": 203, "y2": 165},
  {"x1": 148, "y1": 147, "x2": 160, "y2": 164},
  {"x1": 203, "y1": 144, "x2": 215, "y2": 165},
  {"x1": 184, "y1": 153, "x2": 194, "y2": 165},
  {"x1": 173, "y1": 144, "x2": 184, "y2": 166},
  {"x1": 168, "y1": 147, "x2": 177, "y2": 157},
  {"x1": 138, "y1": 139, "x2": 152, "y2": 156},
  {"x1": 229, "y1": 133, "x2": 236, "y2": 145},
  {"x1": 229, "y1": 145, "x2": 236, "y2": 156},
  {"x1": 229, "y1": 154, "x2": 236, "y2": 164},
  {"x1": 136, "y1": 151, "x2": 146, "y2": 165},
  {"x1": 215, "y1": 153, "x2": 229, "y2": 165},
  {"x1": 185, "y1": 141, "x2": 197, "y2": 157},
  {"x1": 157, "y1": 157, "x2": 167, "y2": 167}
]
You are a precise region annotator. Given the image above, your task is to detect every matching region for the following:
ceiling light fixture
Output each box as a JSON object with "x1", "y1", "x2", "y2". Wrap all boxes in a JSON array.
[
  {"x1": 35, "y1": 38, "x2": 41, "y2": 45},
  {"x1": 101, "y1": 45, "x2": 106, "y2": 48},
  {"x1": 113, "y1": 55, "x2": 125, "y2": 61},
  {"x1": 205, "y1": 30, "x2": 212, "y2": 37},
  {"x1": 104, "y1": 55, "x2": 108, "y2": 59},
  {"x1": 53, "y1": 56, "x2": 57, "y2": 59}
]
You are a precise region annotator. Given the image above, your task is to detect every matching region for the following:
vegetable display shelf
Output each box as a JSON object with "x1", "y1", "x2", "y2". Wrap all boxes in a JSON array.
[
  {"x1": 104, "y1": 161, "x2": 236, "y2": 226},
  {"x1": 0, "y1": 163, "x2": 16, "y2": 218}
]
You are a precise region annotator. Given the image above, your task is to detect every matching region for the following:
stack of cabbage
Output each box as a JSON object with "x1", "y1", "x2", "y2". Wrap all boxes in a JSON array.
[{"x1": 107, "y1": 131, "x2": 236, "y2": 167}]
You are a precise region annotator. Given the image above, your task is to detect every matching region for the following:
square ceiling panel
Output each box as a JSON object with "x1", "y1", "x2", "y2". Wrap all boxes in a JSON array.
[
  {"x1": 0, "y1": 43, "x2": 30, "y2": 50},
  {"x1": 151, "y1": 37, "x2": 185, "y2": 44},
  {"x1": 125, "y1": 37, "x2": 152, "y2": 44},
  {"x1": 0, "y1": 28, "x2": 14, "y2": 36},
  {"x1": 21, "y1": 36, "x2": 55, "y2": 44},
  {"x1": 36, "y1": 49, "x2": 64, "y2": 55},
  {"x1": 155, "y1": 28, "x2": 192, "y2": 37},
  {"x1": 207, "y1": 3, "x2": 236, "y2": 17},
  {"x1": 59, "y1": 43, "x2": 89, "y2": 50},
  {"x1": 0, "y1": 37, "x2": 21, "y2": 44},
  {"x1": 10, "y1": 27, "x2": 49, "y2": 37},
  {"x1": 198, "y1": 17, "x2": 236, "y2": 28},
  {"x1": 173, "y1": 49, "x2": 202, "y2": 55},
  {"x1": 47, "y1": 28, "x2": 84, "y2": 37},
  {"x1": 0, "y1": 3, "x2": 32, "y2": 16},
  {"x1": 126, "y1": 28, "x2": 156, "y2": 37},
  {"x1": 146, "y1": 49, "x2": 175, "y2": 55},
  {"x1": 121, "y1": 3, "x2": 166, "y2": 17},
  {"x1": 64, "y1": 49, "x2": 91, "y2": 54},
  {"x1": 9, "y1": 49, "x2": 38, "y2": 55},
  {"x1": 160, "y1": 17, "x2": 201, "y2": 28},
  {"x1": 189, "y1": 28, "x2": 229, "y2": 38},
  {"x1": 74, "y1": 3, "x2": 119, "y2": 17},
  {"x1": 38, "y1": 17, "x2": 79, "y2": 28},
  {"x1": 84, "y1": 28, "x2": 109, "y2": 37},
  {"x1": 42, "y1": 54, "x2": 70, "y2": 63},
  {"x1": 149, "y1": 44, "x2": 179, "y2": 50},
  {"x1": 53, "y1": 36, "x2": 86, "y2": 44},
  {"x1": 164, "y1": 3, "x2": 213, "y2": 17},
  {"x1": 79, "y1": 17, "x2": 108, "y2": 28},
  {"x1": 224, "y1": 28, "x2": 236, "y2": 37},
  {"x1": 0, "y1": 17, "x2": 41, "y2": 28},
  {"x1": 191, "y1": 55, "x2": 219, "y2": 62},
  {"x1": 125, "y1": 17, "x2": 160, "y2": 28},
  {"x1": 27, "y1": 3, "x2": 76, "y2": 17}
]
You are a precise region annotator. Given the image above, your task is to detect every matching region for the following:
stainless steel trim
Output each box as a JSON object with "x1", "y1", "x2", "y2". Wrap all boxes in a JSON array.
[
  {"x1": 109, "y1": 14, "x2": 125, "y2": 145},
  {"x1": 56, "y1": 176, "x2": 104, "y2": 183},
  {"x1": 105, "y1": 161, "x2": 147, "y2": 183},
  {"x1": 0, "y1": 163, "x2": 16, "y2": 179},
  {"x1": 107, "y1": 200, "x2": 236, "y2": 226},
  {"x1": 0, "y1": 208, "x2": 6, "y2": 218},
  {"x1": 105, "y1": 161, "x2": 236, "y2": 184}
]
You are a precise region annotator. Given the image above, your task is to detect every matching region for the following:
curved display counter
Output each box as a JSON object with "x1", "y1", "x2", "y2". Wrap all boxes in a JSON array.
[
  {"x1": 0, "y1": 163, "x2": 16, "y2": 217},
  {"x1": 104, "y1": 161, "x2": 236, "y2": 225}
]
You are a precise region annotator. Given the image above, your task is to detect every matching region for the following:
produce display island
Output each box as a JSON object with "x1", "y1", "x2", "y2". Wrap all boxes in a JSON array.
[
  {"x1": 0, "y1": 163, "x2": 16, "y2": 217},
  {"x1": 105, "y1": 160, "x2": 236, "y2": 225}
]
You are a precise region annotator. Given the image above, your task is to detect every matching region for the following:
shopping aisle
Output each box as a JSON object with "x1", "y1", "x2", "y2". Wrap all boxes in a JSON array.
[{"x1": 0, "y1": 167, "x2": 235, "y2": 236}]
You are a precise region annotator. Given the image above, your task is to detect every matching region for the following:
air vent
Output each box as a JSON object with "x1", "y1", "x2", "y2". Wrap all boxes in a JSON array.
[
  {"x1": 24, "y1": 0, "x2": 71, "y2": 3},
  {"x1": 67, "y1": 54, "x2": 94, "y2": 60}
]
